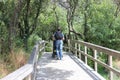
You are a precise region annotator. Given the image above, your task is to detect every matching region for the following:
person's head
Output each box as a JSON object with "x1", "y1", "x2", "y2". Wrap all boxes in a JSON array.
[{"x1": 57, "y1": 27, "x2": 61, "y2": 31}]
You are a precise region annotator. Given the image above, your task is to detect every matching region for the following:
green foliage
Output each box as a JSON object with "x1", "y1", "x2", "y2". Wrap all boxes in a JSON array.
[
  {"x1": 35, "y1": 3, "x2": 67, "y2": 41},
  {"x1": 98, "y1": 64, "x2": 109, "y2": 79},
  {"x1": 45, "y1": 42, "x2": 52, "y2": 52},
  {"x1": 74, "y1": 0, "x2": 120, "y2": 51},
  {"x1": 1, "y1": 0, "x2": 120, "y2": 79},
  {"x1": 14, "y1": 38, "x2": 24, "y2": 48},
  {"x1": 28, "y1": 34, "x2": 42, "y2": 51},
  {"x1": 0, "y1": 48, "x2": 29, "y2": 78}
]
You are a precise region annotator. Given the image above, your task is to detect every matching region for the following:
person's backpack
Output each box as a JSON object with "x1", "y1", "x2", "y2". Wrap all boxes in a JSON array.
[{"x1": 54, "y1": 31, "x2": 63, "y2": 40}]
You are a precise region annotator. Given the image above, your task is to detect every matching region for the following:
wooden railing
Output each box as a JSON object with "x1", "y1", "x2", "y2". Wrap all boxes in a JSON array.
[
  {"x1": 1, "y1": 40, "x2": 46, "y2": 80},
  {"x1": 65, "y1": 40, "x2": 120, "y2": 80}
]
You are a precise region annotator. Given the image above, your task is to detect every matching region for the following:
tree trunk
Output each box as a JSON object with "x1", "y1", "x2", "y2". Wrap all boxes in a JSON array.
[
  {"x1": 8, "y1": 25, "x2": 13, "y2": 52},
  {"x1": 83, "y1": 12, "x2": 88, "y2": 42},
  {"x1": 67, "y1": 9, "x2": 71, "y2": 39},
  {"x1": 8, "y1": 0, "x2": 25, "y2": 53},
  {"x1": 24, "y1": 36, "x2": 28, "y2": 51},
  {"x1": 83, "y1": 0, "x2": 89, "y2": 42}
]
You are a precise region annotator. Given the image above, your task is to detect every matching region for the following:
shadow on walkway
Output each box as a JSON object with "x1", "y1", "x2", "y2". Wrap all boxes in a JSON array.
[{"x1": 37, "y1": 67, "x2": 73, "y2": 80}]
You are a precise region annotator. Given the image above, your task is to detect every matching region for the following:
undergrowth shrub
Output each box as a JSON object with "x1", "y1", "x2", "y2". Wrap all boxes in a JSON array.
[
  {"x1": 8, "y1": 49, "x2": 29, "y2": 71},
  {"x1": 0, "y1": 49, "x2": 29, "y2": 78},
  {"x1": 45, "y1": 42, "x2": 52, "y2": 52},
  {"x1": 0, "y1": 59, "x2": 8, "y2": 78},
  {"x1": 28, "y1": 34, "x2": 42, "y2": 52}
]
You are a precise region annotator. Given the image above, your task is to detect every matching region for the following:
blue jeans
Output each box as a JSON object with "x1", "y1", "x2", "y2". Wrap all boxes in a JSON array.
[{"x1": 56, "y1": 40, "x2": 63, "y2": 60}]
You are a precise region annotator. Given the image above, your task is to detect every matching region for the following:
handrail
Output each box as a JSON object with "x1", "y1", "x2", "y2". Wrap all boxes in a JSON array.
[
  {"x1": 65, "y1": 39, "x2": 120, "y2": 80},
  {"x1": 1, "y1": 40, "x2": 46, "y2": 80}
]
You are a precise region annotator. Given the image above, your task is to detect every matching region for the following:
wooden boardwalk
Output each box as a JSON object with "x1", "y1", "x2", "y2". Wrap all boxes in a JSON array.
[
  {"x1": 36, "y1": 52, "x2": 105, "y2": 80},
  {"x1": 1, "y1": 40, "x2": 120, "y2": 80}
]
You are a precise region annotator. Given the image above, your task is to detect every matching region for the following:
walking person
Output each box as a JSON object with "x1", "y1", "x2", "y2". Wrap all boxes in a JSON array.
[{"x1": 53, "y1": 27, "x2": 64, "y2": 60}]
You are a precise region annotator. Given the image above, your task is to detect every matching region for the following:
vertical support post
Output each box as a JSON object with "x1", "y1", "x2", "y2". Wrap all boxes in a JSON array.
[
  {"x1": 79, "y1": 44, "x2": 81, "y2": 59},
  {"x1": 68, "y1": 39, "x2": 71, "y2": 52},
  {"x1": 75, "y1": 43, "x2": 77, "y2": 57},
  {"x1": 33, "y1": 45, "x2": 39, "y2": 80},
  {"x1": 108, "y1": 55, "x2": 113, "y2": 80},
  {"x1": 43, "y1": 41, "x2": 45, "y2": 53},
  {"x1": 85, "y1": 46, "x2": 87, "y2": 64},
  {"x1": 94, "y1": 49, "x2": 97, "y2": 72},
  {"x1": 39, "y1": 42, "x2": 41, "y2": 52}
]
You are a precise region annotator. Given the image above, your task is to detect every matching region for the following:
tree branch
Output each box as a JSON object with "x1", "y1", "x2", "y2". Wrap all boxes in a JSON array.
[{"x1": 70, "y1": 29, "x2": 83, "y2": 39}]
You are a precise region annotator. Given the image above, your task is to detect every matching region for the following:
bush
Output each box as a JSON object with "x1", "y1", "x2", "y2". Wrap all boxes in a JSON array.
[
  {"x1": 0, "y1": 56, "x2": 8, "y2": 78},
  {"x1": 0, "y1": 49, "x2": 29, "y2": 78},
  {"x1": 28, "y1": 34, "x2": 42, "y2": 51},
  {"x1": 45, "y1": 42, "x2": 52, "y2": 52}
]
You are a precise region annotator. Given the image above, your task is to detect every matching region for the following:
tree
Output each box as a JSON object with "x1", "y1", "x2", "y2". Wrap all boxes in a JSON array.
[{"x1": 18, "y1": 0, "x2": 45, "y2": 50}]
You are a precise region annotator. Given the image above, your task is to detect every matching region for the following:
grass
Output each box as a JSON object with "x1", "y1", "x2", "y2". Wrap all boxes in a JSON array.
[
  {"x1": 0, "y1": 49, "x2": 29, "y2": 78},
  {"x1": 113, "y1": 59, "x2": 120, "y2": 70},
  {"x1": 0, "y1": 60, "x2": 8, "y2": 78},
  {"x1": 112, "y1": 59, "x2": 120, "y2": 80}
]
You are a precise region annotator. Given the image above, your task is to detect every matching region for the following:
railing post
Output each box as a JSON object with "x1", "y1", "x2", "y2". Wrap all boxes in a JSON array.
[
  {"x1": 79, "y1": 44, "x2": 81, "y2": 59},
  {"x1": 85, "y1": 46, "x2": 87, "y2": 64},
  {"x1": 75, "y1": 43, "x2": 77, "y2": 57},
  {"x1": 43, "y1": 41, "x2": 45, "y2": 52},
  {"x1": 32, "y1": 44, "x2": 39, "y2": 80},
  {"x1": 94, "y1": 49, "x2": 97, "y2": 72},
  {"x1": 108, "y1": 55, "x2": 113, "y2": 80},
  {"x1": 68, "y1": 39, "x2": 71, "y2": 52}
]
